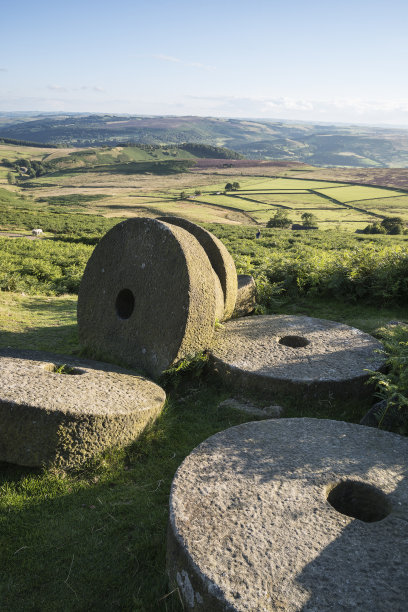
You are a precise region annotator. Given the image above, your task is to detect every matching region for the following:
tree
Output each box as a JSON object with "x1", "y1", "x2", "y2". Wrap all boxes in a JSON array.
[
  {"x1": 194, "y1": 189, "x2": 202, "y2": 196},
  {"x1": 179, "y1": 191, "x2": 188, "y2": 199},
  {"x1": 232, "y1": 181, "x2": 240, "y2": 190},
  {"x1": 362, "y1": 222, "x2": 386, "y2": 234},
  {"x1": 225, "y1": 182, "x2": 233, "y2": 191},
  {"x1": 301, "y1": 212, "x2": 318, "y2": 228},
  {"x1": 381, "y1": 217, "x2": 404, "y2": 234},
  {"x1": 266, "y1": 210, "x2": 292, "y2": 229}
]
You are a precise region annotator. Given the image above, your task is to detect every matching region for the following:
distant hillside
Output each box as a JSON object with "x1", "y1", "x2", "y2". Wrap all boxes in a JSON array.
[
  {"x1": 0, "y1": 143, "x2": 243, "y2": 180},
  {"x1": 1, "y1": 114, "x2": 408, "y2": 167}
]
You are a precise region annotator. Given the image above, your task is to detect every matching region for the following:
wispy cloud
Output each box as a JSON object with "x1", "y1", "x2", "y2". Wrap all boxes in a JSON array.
[
  {"x1": 152, "y1": 54, "x2": 215, "y2": 71},
  {"x1": 154, "y1": 54, "x2": 180, "y2": 63},
  {"x1": 0, "y1": 68, "x2": 8, "y2": 72},
  {"x1": 48, "y1": 84, "x2": 68, "y2": 92},
  {"x1": 186, "y1": 94, "x2": 408, "y2": 120},
  {"x1": 78, "y1": 86, "x2": 105, "y2": 92},
  {"x1": 47, "y1": 84, "x2": 105, "y2": 93}
]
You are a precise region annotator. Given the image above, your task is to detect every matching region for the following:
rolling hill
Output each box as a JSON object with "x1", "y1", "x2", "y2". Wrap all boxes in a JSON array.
[{"x1": 1, "y1": 113, "x2": 408, "y2": 167}]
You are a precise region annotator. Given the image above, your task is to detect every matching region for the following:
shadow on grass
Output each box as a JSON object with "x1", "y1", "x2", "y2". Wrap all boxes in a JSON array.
[
  {"x1": 0, "y1": 295, "x2": 79, "y2": 355},
  {"x1": 0, "y1": 323, "x2": 79, "y2": 355},
  {"x1": 0, "y1": 385, "x2": 251, "y2": 612}
]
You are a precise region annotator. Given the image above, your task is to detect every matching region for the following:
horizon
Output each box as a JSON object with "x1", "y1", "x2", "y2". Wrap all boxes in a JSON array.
[
  {"x1": 2, "y1": 111, "x2": 408, "y2": 133},
  {"x1": 2, "y1": 0, "x2": 408, "y2": 126}
]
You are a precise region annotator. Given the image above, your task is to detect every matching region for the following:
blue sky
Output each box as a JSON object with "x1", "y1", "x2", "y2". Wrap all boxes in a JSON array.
[{"x1": 1, "y1": 0, "x2": 408, "y2": 125}]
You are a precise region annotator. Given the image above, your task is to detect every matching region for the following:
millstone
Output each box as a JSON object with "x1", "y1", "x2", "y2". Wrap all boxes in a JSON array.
[
  {"x1": 157, "y1": 216, "x2": 237, "y2": 320},
  {"x1": 232, "y1": 274, "x2": 256, "y2": 318},
  {"x1": 77, "y1": 217, "x2": 217, "y2": 378},
  {"x1": 0, "y1": 349, "x2": 166, "y2": 469},
  {"x1": 209, "y1": 315, "x2": 385, "y2": 400},
  {"x1": 168, "y1": 418, "x2": 408, "y2": 611}
]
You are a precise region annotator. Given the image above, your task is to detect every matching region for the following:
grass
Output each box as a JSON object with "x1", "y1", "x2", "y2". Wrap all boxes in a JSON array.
[
  {"x1": 1, "y1": 152, "x2": 408, "y2": 609},
  {"x1": 0, "y1": 385, "x2": 253, "y2": 612},
  {"x1": 1, "y1": 282, "x2": 406, "y2": 611},
  {"x1": 7, "y1": 165, "x2": 406, "y2": 233},
  {"x1": 316, "y1": 185, "x2": 406, "y2": 202},
  {"x1": 0, "y1": 292, "x2": 78, "y2": 353}
]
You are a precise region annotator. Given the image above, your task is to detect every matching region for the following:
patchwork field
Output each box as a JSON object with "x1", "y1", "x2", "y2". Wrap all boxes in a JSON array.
[
  {"x1": 1, "y1": 144, "x2": 408, "y2": 611},
  {"x1": 189, "y1": 178, "x2": 408, "y2": 230},
  {"x1": 2, "y1": 143, "x2": 408, "y2": 232}
]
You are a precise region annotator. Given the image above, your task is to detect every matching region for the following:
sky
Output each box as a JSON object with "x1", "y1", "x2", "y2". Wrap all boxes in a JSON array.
[{"x1": 1, "y1": 0, "x2": 408, "y2": 126}]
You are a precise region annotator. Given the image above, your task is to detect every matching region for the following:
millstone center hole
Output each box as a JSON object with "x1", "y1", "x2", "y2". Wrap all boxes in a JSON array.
[
  {"x1": 115, "y1": 288, "x2": 135, "y2": 320},
  {"x1": 327, "y1": 480, "x2": 392, "y2": 523},
  {"x1": 47, "y1": 363, "x2": 84, "y2": 375},
  {"x1": 279, "y1": 335, "x2": 310, "y2": 348}
]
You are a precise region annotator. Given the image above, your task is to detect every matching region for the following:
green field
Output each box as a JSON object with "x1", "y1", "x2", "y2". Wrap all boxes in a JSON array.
[
  {"x1": 315, "y1": 184, "x2": 407, "y2": 202},
  {"x1": 187, "y1": 178, "x2": 408, "y2": 230},
  {"x1": 3, "y1": 142, "x2": 408, "y2": 231},
  {"x1": 0, "y1": 145, "x2": 408, "y2": 610}
]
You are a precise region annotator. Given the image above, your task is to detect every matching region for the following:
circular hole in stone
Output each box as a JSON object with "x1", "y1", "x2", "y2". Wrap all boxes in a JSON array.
[
  {"x1": 327, "y1": 480, "x2": 392, "y2": 523},
  {"x1": 115, "y1": 288, "x2": 135, "y2": 320},
  {"x1": 278, "y1": 335, "x2": 310, "y2": 348},
  {"x1": 47, "y1": 363, "x2": 84, "y2": 375}
]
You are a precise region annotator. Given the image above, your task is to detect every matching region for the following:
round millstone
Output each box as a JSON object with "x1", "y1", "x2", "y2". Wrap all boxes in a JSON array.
[
  {"x1": 232, "y1": 274, "x2": 256, "y2": 318},
  {"x1": 168, "y1": 418, "x2": 408, "y2": 611},
  {"x1": 0, "y1": 349, "x2": 166, "y2": 469},
  {"x1": 77, "y1": 217, "x2": 217, "y2": 378},
  {"x1": 157, "y1": 216, "x2": 237, "y2": 320},
  {"x1": 209, "y1": 315, "x2": 385, "y2": 401}
]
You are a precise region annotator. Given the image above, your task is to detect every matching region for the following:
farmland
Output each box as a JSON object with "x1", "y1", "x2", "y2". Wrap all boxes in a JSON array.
[
  {"x1": 2, "y1": 142, "x2": 408, "y2": 232},
  {"x1": 0, "y1": 144, "x2": 408, "y2": 611},
  {"x1": 2, "y1": 113, "x2": 408, "y2": 167}
]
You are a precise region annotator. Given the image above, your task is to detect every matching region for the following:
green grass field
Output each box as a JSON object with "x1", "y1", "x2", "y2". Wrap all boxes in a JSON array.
[
  {"x1": 3, "y1": 143, "x2": 408, "y2": 231},
  {"x1": 189, "y1": 178, "x2": 408, "y2": 229},
  {"x1": 315, "y1": 184, "x2": 407, "y2": 202},
  {"x1": 0, "y1": 148, "x2": 408, "y2": 609}
]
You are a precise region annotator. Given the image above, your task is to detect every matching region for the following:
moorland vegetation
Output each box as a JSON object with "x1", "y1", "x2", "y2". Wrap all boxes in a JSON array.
[
  {"x1": 2, "y1": 113, "x2": 408, "y2": 167},
  {"x1": 0, "y1": 142, "x2": 407, "y2": 610}
]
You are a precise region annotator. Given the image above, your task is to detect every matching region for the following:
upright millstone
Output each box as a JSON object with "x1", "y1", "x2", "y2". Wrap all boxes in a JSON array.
[
  {"x1": 78, "y1": 218, "x2": 217, "y2": 378},
  {"x1": 157, "y1": 216, "x2": 237, "y2": 320},
  {"x1": 232, "y1": 274, "x2": 256, "y2": 317}
]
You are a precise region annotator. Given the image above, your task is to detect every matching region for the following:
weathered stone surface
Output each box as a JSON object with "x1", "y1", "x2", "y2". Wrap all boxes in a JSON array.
[
  {"x1": 218, "y1": 397, "x2": 284, "y2": 418},
  {"x1": 168, "y1": 418, "x2": 408, "y2": 611},
  {"x1": 232, "y1": 274, "x2": 256, "y2": 318},
  {"x1": 77, "y1": 217, "x2": 217, "y2": 378},
  {"x1": 209, "y1": 315, "x2": 385, "y2": 401},
  {"x1": 0, "y1": 349, "x2": 166, "y2": 469},
  {"x1": 157, "y1": 216, "x2": 237, "y2": 320},
  {"x1": 212, "y1": 270, "x2": 225, "y2": 323}
]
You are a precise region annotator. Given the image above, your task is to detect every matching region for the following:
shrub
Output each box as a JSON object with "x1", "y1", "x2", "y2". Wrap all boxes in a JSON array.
[
  {"x1": 266, "y1": 210, "x2": 292, "y2": 229},
  {"x1": 369, "y1": 325, "x2": 408, "y2": 434}
]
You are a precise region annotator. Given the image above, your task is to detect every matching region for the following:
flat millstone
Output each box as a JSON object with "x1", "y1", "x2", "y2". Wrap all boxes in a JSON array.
[
  {"x1": 209, "y1": 315, "x2": 385, "y2": 400},
  {"x1": 157, "y1": 216, "x2": 237, "y2": 320},
  {"x1": 77, "y1": 217, "x2": 217, "y2": 378},
  {"x1": 0, "y1": 349, "x2": 166, "y2": 469},
  {"x1": 168, "y1": 418, "x2": 408, "y2": 611}
]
